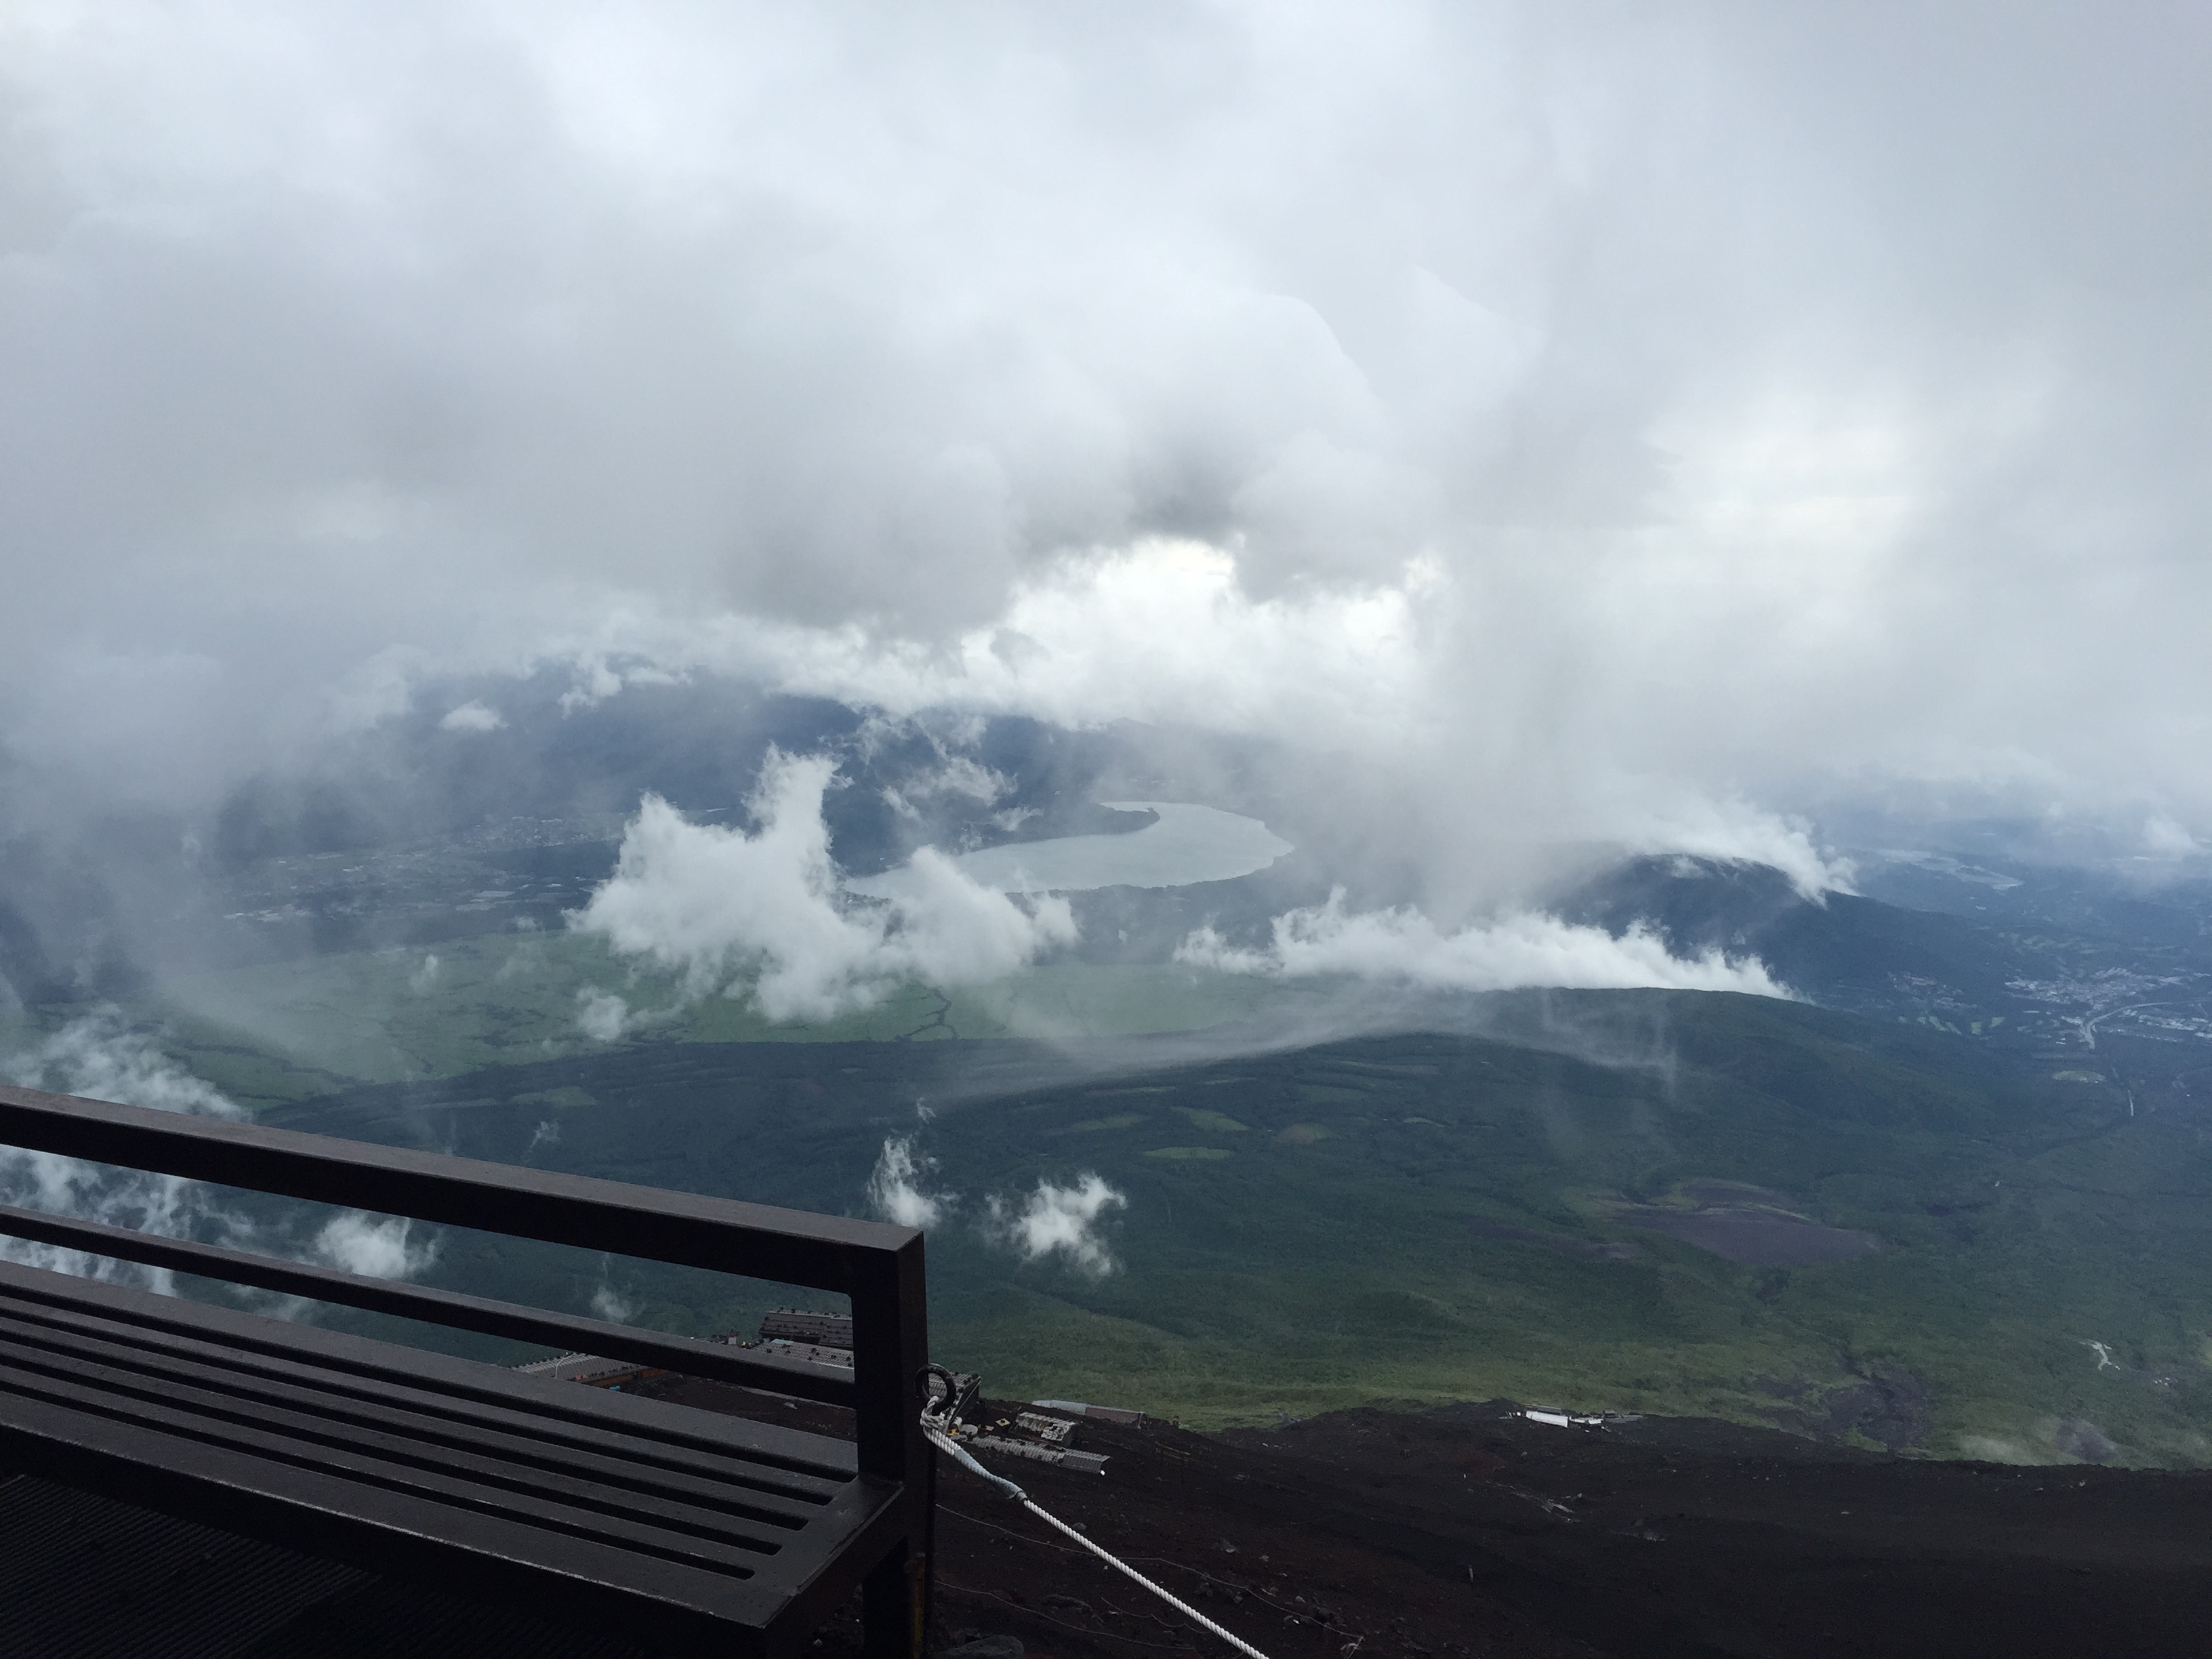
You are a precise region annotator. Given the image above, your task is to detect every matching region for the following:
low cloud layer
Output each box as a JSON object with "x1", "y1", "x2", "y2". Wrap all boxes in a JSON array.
[
  {"x1": 572, "y1": 749, "x2": 1076, "y2": 1023},
  {"x1": 0, "y1": 1010, "x2": 243, "y2": 1288},
  {"x1": 7, "y1": 1009, "x2": 244, "y2": 1121},
  {"x1": 3, "y1": 3, "x2": 2207, "y2": 962},
  {"x1": 1178, "y1": 890, "x2": 1790, "y2": 1000}
]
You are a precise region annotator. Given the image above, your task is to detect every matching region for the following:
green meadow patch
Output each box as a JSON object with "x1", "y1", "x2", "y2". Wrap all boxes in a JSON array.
[{"x1": 1173, "y1": 1107, "x2": 1251, "y2": 1134}]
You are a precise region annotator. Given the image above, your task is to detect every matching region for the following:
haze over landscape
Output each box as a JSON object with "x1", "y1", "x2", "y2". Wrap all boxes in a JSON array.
[{"x1": 7, "y1": 0, "x2": 2212, "y2": 1484}]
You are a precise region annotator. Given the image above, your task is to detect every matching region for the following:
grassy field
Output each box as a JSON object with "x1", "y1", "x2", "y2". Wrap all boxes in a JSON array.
[
  {"x1": 136, "y1": 934, "x2": 1298, "y2": 1106},
  {"x1": 258, "y1": 991, "x2": 2212, "y2": 1466}
]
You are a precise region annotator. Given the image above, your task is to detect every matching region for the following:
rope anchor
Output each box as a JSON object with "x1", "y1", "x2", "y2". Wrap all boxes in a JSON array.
[{"x1": 918, "y1": 1367, "x2": 1273, "y2": 1659}]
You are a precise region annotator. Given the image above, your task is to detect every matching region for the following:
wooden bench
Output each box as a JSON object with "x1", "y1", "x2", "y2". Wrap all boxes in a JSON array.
[{"x1": 0, "y1": 1082, "x2": 932, "y2": 1658}]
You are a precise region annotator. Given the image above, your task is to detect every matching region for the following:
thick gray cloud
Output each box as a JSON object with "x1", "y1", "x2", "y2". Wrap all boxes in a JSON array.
[{"x1": 2, "y1": 1, "x2": 2207, "y2": 872}]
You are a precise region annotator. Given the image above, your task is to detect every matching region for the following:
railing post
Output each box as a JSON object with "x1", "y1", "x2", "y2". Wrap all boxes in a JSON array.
[{"x1": 851, "y1": 1228, "x2": 930, "y2": 1659}]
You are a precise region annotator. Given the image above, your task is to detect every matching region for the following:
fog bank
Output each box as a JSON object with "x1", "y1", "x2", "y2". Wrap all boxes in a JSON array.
[{"x1": 3, "y1": 2, "x2": 2206, "y2": 949}]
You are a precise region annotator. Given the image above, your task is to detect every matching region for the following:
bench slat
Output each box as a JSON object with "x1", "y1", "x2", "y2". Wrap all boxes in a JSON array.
[
  {"x1": 0, "y1": 1332, "x2": 803, "y2": 1570},
  {"x1": 0, "y1": 1336, "x2": 808, "y2": 1564},
  {"x1": 0, "y1": 1267, "x2": 903, "y2": 1654},
  {"x1": 0, "y1": 1260, "x2": 855, "y2": 1483},
  {"x1": 0, "y1": 1300, "x2": 835, "y2": 1525},
  {"x1": 0, "y1": 1378, "x2": 811, "y2": 1639}
]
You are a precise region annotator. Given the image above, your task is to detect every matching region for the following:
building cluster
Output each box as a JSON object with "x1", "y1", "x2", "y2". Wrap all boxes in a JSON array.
[{"x1": 517, "y1": 1310, "x2": 1130, "y2": 1473}]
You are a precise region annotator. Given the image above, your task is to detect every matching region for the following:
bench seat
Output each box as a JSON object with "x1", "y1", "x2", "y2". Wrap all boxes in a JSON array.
[{"x1": 0, "y1": 1257, "x2": 901, "y2": 1657}]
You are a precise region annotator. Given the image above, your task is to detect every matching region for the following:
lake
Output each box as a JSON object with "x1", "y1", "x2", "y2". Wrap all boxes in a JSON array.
[{"x1": 845, "y1": 801, "x2": 1292, "y2": 898}]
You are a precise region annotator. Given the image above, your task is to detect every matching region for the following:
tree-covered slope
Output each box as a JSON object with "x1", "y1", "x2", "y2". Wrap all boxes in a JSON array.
[{"x1": 268, "y1": 990, "x2": 2212, "y2": 1464}]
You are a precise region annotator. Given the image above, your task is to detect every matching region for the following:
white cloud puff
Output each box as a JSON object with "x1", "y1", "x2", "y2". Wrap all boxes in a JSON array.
[
  {"x1": 575, "y1": 988, "x2": 631, "y2": 1042},
  {"x1": 313, "y1": 1212, "x2": 436, "y2": 1280},
  {"x1": 0, "y1": 1012, "x2": 243, "y2": 1294},
  {"x1": 571, "y1": 749, "x2": 1077, "y2": 1021},
  {"x1": 5, "y1": 1009, "x2": 242, "y2": 1120},
  {"x1": 2142, "y1": 815, "x2": 2202, "y2": 857},
  {"x1": 438, "y1": 701, "x2": 505, "y2": 733},
  {"x1": 589, "y1": 1281, "x2": 638, "y2": 1324},
  {"x1": 867, "y1": 1135, "x2": 950, "y2": 1230},
  {"x1": 0, "y1": 1013, "x2": 441, "y2": 1295},
  {"x1": 986, "y1": 1174, "x2": 1126, "y2": 1277},
  {"x1": 1176, "y1": 890, "x2": 1790, "y2": 999}
]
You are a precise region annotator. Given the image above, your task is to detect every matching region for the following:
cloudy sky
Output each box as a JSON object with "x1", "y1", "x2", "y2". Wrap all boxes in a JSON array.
[{"x1": 4, "y1": 1, "x2": 2207, "y2": 885}]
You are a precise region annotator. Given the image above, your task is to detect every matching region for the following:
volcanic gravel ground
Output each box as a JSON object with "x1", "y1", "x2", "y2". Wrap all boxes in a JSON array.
[{"x1": 635, "y1": 1377, "x2": 2212, "y2": 1659}]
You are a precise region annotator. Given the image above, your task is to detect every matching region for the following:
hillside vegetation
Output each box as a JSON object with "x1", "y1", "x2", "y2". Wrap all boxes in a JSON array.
[{"x1": 266, "y1": 990, "x2": 2212, "y2": 1465}]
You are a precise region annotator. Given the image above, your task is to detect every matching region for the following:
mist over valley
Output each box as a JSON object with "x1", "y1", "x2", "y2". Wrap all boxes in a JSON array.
[{"x1": 8, "y1": 683, "x2": 2212, "y2": 1479}]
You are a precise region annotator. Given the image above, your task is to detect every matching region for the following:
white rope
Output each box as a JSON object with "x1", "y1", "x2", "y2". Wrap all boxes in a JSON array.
[{"x1": 924, "y1": 1425, "x2": 1274, "y2": 1659}]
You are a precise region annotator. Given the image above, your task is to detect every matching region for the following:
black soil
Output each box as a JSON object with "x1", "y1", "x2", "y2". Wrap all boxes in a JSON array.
[{"x1": 636, "y1": 1376, "x2": 2212, "y2": 1659}]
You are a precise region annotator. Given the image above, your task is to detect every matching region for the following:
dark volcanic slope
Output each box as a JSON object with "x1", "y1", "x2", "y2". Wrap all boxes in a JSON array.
[
  {"x1": 11, "y1": 1383, "x2": 2212, "y2": 1658},
  {"x1": 1208, "y1": 1407, "x2": 2212, "y2": 1659},
  {"x1": 640, "y1": 1379, "x2": 2212, "y2": 1659}
]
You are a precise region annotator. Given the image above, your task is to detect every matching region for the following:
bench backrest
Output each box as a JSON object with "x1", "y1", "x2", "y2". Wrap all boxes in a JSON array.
[{"x1": 0, "y1": 1080, "x2": 929, "y2": 1521}]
